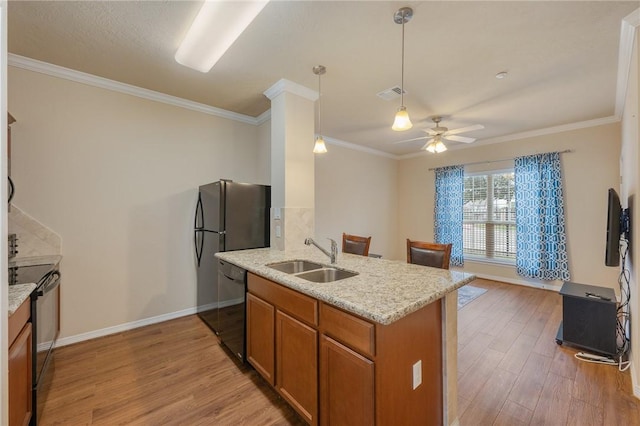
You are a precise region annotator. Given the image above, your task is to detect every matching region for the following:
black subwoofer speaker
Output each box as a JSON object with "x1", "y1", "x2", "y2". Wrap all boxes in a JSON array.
[{"x1": 556, "y1": 281, "x2": 617, "y2": 356}]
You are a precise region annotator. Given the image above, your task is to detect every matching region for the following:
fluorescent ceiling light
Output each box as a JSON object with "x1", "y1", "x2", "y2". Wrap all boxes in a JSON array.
[{"x1": 175, "y1": 0, "x2": 269, "y2": 73}]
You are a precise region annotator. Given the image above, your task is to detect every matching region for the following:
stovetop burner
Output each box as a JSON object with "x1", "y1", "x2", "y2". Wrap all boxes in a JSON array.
[{"x1": 8, "y1": 264, "x2": 56, "y2": 286}]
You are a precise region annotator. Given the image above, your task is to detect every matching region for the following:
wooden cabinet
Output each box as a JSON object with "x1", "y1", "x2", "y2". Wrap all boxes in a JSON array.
[
  {"x1": 9, "y1": 297, "x2": 32, "y2": 426},
  {"x1": 246, "y1": 293, "x2": 275, "y2": 385},
  {"x1": 247, "y1": 273, "x2": 319, "y2": 425},
  {"x1": 247, "y1": 272, "x2": 443, "y2": 426},
  {"x1": 276, "y1": 310, "x2": 318, "y2": 424},
  {"x1": 320, "y1": 335, "x2": 374, "y2": 426}
]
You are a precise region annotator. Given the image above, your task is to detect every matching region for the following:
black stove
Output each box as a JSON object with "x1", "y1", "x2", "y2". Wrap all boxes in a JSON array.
[
  {"x1": 8, "y1": 264, "x2": 56, "y2": 286},
  {"x1": 8, "y1": 262, "x2": 60, "y2": 426}
]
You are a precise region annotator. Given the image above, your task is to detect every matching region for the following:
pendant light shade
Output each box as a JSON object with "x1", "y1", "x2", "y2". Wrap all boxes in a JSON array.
[
  {"x1": 392, "y1": 106, "x2": 412, "y2": 131},
  {"x1": 313, "y1": 135, "x2": 328, "y2": 154},
  {"x1": 313, "y1": 65, "x2": 328, "y2": 154},
  {"x1": 392, "y1": 7, "x2": 413, "y2": 131}
]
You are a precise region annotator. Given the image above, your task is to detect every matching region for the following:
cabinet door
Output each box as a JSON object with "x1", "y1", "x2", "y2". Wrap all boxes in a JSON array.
[
  {"x1": 246, "y1": 293, "x2": 275, "y2": 385},
  {"x1": 320, "y1": 335, "x2": 374, "y2": 426},
  {"x1": 276, "y1": 310, "x2": 318, "y2": 425},
  {"x1": 9, "y1": 322, "x2": 32, "y2": 426}
]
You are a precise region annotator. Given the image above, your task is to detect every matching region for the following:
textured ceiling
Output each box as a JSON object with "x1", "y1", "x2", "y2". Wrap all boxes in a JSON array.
[{"x1": 7, "y1": 1, "x2": 639, "y2": 156}]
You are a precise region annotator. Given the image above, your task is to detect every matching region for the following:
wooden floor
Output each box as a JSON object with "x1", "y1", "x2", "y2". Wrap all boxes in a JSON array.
[
  {"x1": 458, "y1": 279, "x2": 639, "y2": 425},
  {"x1": 40, "y1": 316, "x2": 305, "y2": 425},
  {"x1": 39, "y1": 279, "x2": 639, "y2": 425}
]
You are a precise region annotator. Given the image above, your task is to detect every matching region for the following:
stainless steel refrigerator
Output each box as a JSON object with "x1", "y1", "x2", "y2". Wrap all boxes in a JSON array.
[{"x1": 194, "y1": 180, "x2": 270, "y2": 339}]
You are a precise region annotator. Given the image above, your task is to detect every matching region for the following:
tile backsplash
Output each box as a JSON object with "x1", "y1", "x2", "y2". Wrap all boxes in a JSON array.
[{"x1": 8, "y1": 204, "x2": 61, "y2": 257}]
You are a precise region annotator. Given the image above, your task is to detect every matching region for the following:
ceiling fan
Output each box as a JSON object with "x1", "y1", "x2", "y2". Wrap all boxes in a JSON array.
[{"x1": 394, "y1": 116, "x2": 484, "y2": 153}]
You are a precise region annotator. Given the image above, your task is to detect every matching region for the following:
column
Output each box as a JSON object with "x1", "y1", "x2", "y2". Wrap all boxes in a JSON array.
[{"x1": 264, "y1": 79, "x2": 317, "y2": 251}]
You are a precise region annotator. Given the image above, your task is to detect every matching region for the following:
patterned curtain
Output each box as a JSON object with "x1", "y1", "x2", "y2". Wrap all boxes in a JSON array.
[
  {"x1": 434, "y1": 165, "x2": 464, "y2": 266},
  {"x1": 514, "y1": 152, "x2": 570, "y2": 281}
]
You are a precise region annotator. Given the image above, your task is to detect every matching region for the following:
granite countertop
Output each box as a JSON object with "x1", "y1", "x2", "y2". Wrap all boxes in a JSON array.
[
  {"x1": 9, "y1": 283, "x2": 36, "y2": 316},
  {"x1": 216, "y1": 247, "x2": 476, "y2": 325}
]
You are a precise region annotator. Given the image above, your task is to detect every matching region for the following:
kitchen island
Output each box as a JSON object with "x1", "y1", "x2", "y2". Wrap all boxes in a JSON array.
[{"x1": 216, "y1": 247, "x2": 475, "y2": 426}]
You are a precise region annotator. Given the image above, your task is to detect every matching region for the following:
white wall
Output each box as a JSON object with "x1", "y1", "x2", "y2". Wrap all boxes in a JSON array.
[
  {"x1": 8, "y1": 66, "x2": 264, "y2": 339},
  {"x1": 398, "y1": 123, "x2": 621, "y2": 291},
  {"x1": 619, "y1": 28, "x2": 639, "y2": 396},
  {"x1": 315, "y1": 144, "x2": 399, "y2": 259}
]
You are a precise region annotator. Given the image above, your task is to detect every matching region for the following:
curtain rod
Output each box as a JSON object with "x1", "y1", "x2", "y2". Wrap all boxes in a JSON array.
[{"x1": 428, "y1": 149, "x2": 573, "y2": 171}]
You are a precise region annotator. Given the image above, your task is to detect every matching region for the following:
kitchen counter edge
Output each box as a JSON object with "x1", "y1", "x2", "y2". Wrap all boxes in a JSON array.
[
  {"x1": 216, "y1": 247, "x2": 476, "y2": 325},
  {"x1": 9, "y1": 284, "x2": 36, "y2": 316}
]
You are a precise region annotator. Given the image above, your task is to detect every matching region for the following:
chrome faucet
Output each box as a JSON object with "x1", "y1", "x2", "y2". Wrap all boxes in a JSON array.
[{"x1": 304, "y1": 237, "x2": 338, "y2": 264}]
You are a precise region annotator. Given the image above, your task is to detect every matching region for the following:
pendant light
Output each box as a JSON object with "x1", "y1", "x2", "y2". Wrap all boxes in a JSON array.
[
  {"x1": 313, "y1": 65, "x2": 328, "y2": 154},
  {"x1": 391, "y1": 7, "x2": 413, "y2": 131}
]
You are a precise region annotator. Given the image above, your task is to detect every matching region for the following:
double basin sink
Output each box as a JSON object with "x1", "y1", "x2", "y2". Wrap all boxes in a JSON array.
[{"x1": 267, "y1": 260, "x2": 358, "y2": 283}]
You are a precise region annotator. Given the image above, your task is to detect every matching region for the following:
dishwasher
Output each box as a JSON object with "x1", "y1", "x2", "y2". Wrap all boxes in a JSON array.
[{"x1": 217, "y1": 260, "x2": 247, "y2": 362}]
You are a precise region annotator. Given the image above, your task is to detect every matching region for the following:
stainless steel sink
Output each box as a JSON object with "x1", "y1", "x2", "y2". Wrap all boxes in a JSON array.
[
  {"x1": 267, "y1": 260, "x2": 324, "y2": 274},
  {"x1": 295, "y1": 268, "x2": 358, "y2": 283}
]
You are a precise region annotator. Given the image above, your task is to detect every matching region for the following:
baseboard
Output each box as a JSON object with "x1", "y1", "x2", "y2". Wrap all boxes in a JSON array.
[
  {"x1": 55, "y1": 306, "x2": 198, "y2": 348},
  {"x1": 466, "y1": 271, "x2": 563, "y2": 292}
]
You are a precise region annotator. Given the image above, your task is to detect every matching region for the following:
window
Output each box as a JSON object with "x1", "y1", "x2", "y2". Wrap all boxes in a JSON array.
[{"x1": 463, "y1": 171, "x2": 516, "y2": 261}]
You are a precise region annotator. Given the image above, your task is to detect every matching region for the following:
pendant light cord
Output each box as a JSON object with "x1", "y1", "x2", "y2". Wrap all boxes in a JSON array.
[
  {"x1": 400, "y1": 14, "x2": 405, "y2": 107},
  {"x1": 318, "y1": 72, "x2": 322, "y2": 134}
]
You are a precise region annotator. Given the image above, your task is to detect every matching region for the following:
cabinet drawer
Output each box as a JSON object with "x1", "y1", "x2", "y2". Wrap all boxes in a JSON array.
[
  {"x1": 320, "y1": 302, "x2": 375, "y2": 358},
  {"x1": 248, "y1": 273, "x2": 318, "y2": 326},
  {"x1": 9, "y1": 297, "x2": 30, "y2": 347}
]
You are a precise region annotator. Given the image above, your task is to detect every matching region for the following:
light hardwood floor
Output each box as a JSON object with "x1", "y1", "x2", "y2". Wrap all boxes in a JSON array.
[
  {"x1": 458, "y1": 279, "x2": 639, "y2": 425},
  {"x1": 39, "y1": 279, "x2": 639, "y2": 425}
]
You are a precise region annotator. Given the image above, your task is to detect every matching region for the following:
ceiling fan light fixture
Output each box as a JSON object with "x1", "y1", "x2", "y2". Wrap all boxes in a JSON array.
[
  {"x1": 175, "y1": 0, "x2": 269, "y2": 73},
  {"x1": 425, "y1": 142, "x2": 437, "y2": 153},
  {"x1": 392, "y1": 106, "x2": 413, "y2": 131},
  {"x1": 391, "y1": 7, "x2": 413, "y2": 132},
  {"x1": 313, "y1": 135, "x2": 328, "y2": 154},
  {"x1": 434, "y1": 140, "x2": 448, "y2": 153}
]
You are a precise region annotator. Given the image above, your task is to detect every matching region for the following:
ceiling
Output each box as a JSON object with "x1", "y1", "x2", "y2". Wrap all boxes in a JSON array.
[{"x1": 7, "y1": 1, "x2": 639, "y2": 156}]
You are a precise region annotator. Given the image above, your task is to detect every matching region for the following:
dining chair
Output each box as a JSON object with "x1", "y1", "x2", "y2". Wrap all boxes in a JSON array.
[
  {"x1": 406, "y1": 239, "x2": 452, "y2": 269},
  {"x1": 342, "y1": 233, "x2": 372, "y2": 256}
]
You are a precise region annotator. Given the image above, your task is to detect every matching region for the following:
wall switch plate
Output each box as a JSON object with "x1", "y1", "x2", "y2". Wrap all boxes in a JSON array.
[
  {"x1": 274, "y1": 207, "x2": 281, "y2": 220},
  {"x1": 275, "y1": 225, "x2": 282, "y2": 238},
  {"x1": 412, "y1": 360, "x2": 422, "y2": 390}
]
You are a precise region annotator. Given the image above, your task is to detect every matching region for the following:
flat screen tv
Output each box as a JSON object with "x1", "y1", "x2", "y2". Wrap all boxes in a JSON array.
[{"x1": 605, "y1": 188, "x2": 622, "y2": 267}]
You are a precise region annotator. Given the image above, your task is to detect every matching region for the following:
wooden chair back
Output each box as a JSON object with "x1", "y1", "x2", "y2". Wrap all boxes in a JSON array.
[
  {"x1": 342, "y1": 233, "x2": 372, "y2": 256},
  {"x1": 406, "y1": 239, "x2": 452, "y2": 270}
]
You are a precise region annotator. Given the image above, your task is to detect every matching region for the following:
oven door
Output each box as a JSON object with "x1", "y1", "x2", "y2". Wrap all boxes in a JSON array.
[{"x1": 32, "y1": 271, "x2": 60, "y2": 424}]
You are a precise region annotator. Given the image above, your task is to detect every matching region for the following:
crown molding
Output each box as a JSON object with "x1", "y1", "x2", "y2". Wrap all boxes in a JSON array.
[
  {"x1": 8, "y1": 53, "x2": 261, "y2": 125},
  {"x1": 263, "y1": 78, "x2": 318, "y2": 102},
  {"x1": 614, "y1": 8, "x2": 640, "y2": 117},
  {"x1": 321, "y1": 136, "x2": 397, "y2": 159},
  {"x1": 255, "y1": 108, "x2": 271, "y2": 125}
]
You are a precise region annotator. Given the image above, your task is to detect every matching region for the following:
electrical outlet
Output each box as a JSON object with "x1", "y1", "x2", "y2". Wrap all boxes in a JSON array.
[
  {"x1": 412, "y1": 360, "x2": 422, "y2": 390},
  {"x1": 275, "y1": 225, "x2": 282, "y2": 238}
]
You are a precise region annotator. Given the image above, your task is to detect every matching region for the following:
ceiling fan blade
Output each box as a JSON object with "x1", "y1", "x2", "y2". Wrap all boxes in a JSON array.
[
  {"x1": 393, "y1": 135, "x2": 429, "y2": 145},
  {"x1": 444, "y1": 135, "x2": 476, "y2": 143},
  {"x1": 445, "y1": 124, "x2": 484, "y2": 135},
  {"x1": 426, "y1": 128, "x2": 439, "y2": 136}
]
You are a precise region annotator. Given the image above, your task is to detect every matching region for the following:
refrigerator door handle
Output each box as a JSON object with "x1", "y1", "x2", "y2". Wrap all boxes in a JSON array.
[
  {"x1": 194, "y1": 230, "x2": 203, "y2": 267},
  {"x1": 194, "y1": 193, "x2": 204, "y2": 230},
  {"x1": 195, "y1": 230, "x2": 225, "y2": 267}
]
